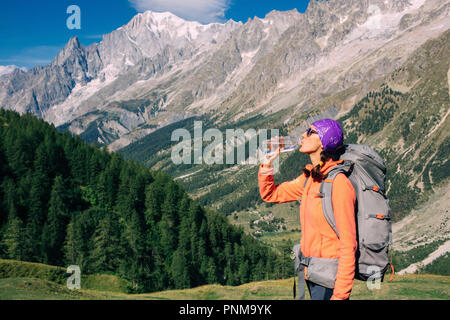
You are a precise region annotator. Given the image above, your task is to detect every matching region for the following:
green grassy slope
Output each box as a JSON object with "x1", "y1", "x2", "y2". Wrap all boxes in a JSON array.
[
  {"x1": 1, "y1": 273, "x2": 449, "y2": 300},
  {"x1": 1, "y1": 259, "x2": 449, "y2": 300},
  {"x1": 0, "y1": 259, "x2": 131, "y2": 294}
]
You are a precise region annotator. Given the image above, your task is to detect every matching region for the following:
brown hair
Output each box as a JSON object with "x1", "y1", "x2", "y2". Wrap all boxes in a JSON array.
[{"x1": 302, "y1": 146, "x2": 345, "y2": 181}]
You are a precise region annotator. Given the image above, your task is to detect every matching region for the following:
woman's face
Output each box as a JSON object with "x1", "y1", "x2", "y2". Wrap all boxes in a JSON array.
[{"x1": 299, "y1": 125, "x2": 323, "y2": 154}]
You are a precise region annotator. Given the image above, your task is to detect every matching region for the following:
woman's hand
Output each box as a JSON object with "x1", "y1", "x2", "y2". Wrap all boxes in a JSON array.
[{"x1": 262, "y1": 137, "x2": 281, "y2": 168}]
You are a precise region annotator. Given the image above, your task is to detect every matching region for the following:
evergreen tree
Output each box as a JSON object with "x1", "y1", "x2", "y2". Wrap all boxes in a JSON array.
[
  {"x1": 42, "y1": 175, "x2": 69, "y2": 266},
  {"x1": 96, "y1": 171, "x2": 110, "y2": 210},
  {"x1": 0, "y1": 178, "x2": 16, "y2": 234},
  {"x1": 238, "y1": 260, "x2": 249, "y2": 284},
  {"x1": 98, "y1": 154, "x2": 123, "y2": 209},
  {"x1": 115, "y1": 163, "x2": 135, "y2": 221},
  {"x1": 67, "y1": 141, "x2": 88, "y2": 185},
  {"x1": 178, "y1": 194, "x2": 191, "y2": 222},
  {"x1": 122, "y1": 209, "x2": 150, "y2": 292},
  {"x1": 91, "y1": 212, "x2": 122, "y2": 272},
  {"x1": 143, "y1": 172, "x2": 169, "y2": 223},
  {"x1": 64, "y1": 208, "x2": 98, "y2": 273},
  {"x1": 205, "y1": 257, "x2": 218, "y2": 284},
  {"x1": 23, "y1": 178, "x2": 46, "y2": 262},
  {"x1": 2, "y1": 205, "x2": 25, "y2": 260},
  {"x1": 223, "y1": 243, "x2": 235, "y2": 285},
  {"x1": 252, "y1": 260, "x2": 265, "y2": 282},
  {"x1": 161, "y1": 181, "x2": 181, "y2": 229},
  {"x1": 171, "y1": 248, "x2": 191, "y2": 289},
  {"x1": 146, "y1": 238, "x2": 166, "y2": 292},
  {"x1": 63, "y1": 219, "x2": 78, "y2": 266},
  {"x1": 158, "y1": 213, "x2": 177, "y2": 279},
  {"x1": 87, "y1": 152, "x2": 101, "y2": 186}
]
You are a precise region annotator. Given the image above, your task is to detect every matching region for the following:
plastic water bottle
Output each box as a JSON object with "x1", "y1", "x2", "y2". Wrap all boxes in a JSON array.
[{"x1": 266, "y1": 135, "x2": 301, "y2": 155}]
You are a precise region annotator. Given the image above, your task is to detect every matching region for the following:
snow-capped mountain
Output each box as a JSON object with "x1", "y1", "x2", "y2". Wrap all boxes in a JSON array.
[{"x1": 0, "y1": 0, "x2": 448, "y2": 150}]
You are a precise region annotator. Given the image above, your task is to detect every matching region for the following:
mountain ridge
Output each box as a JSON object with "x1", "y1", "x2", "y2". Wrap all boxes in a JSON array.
[{"x1": 1, "y1": 0, "x2": 448, "y2": 150}]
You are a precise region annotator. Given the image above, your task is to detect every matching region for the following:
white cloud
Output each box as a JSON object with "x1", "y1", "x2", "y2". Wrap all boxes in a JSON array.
[
  {"x1": 129, "y1": 0, "x2": 231, "y2": 24},
  {"x1": 0, "y1": 65, "x2": 27, "y2": 77}
]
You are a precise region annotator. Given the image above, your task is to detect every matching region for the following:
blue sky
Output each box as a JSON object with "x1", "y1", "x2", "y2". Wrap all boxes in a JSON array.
[{"x1": 0, "y1": 0, "x2": 311, "y2": 70}]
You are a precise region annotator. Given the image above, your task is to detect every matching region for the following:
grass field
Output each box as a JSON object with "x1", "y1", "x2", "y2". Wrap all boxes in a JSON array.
[{"x1": 0, "y1": 262, "x2": 449, "y2": 300}]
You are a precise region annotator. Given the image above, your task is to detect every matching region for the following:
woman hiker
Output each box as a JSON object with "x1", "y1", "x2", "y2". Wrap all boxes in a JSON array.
[{"x1": 258, "y1": 119, "x2": 357, "y2": 300}]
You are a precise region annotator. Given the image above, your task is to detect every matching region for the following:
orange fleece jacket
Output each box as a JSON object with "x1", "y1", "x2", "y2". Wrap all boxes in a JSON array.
[{"x1": 258, "y1": 159, "x2": 357, "y2": 300}]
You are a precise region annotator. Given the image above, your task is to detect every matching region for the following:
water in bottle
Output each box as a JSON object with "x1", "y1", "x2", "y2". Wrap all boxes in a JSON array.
[{"x1": 266, "y1": 135, "x2": 301, "y2": 155}]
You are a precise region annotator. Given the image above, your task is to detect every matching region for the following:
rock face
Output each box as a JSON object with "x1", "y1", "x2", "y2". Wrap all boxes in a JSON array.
[
  {"x1": 0, "y1": 37, "x2": 89, "y2": 117},
  {"x1": 0, "y1": 0, "x2": 449, "y2": 148}
]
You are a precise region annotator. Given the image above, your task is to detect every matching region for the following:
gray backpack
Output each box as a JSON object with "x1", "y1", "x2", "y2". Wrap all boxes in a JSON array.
[{"x1": 293, "y1": 144, "x2": 392, "y2": 299}]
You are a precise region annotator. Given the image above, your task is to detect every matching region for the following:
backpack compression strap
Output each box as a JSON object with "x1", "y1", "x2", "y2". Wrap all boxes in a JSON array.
[{"x1": 317, "y1": 161, "x2": 354, "y2": 239}]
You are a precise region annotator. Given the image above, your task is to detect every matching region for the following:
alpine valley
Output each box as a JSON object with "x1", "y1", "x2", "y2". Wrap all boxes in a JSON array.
[{"x1": 1, "y1": 0, "x2": 449, "y2": 276}]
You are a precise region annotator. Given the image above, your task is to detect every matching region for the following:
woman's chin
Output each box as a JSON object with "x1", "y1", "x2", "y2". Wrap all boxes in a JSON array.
[{"x1": 299, "y1": 146, "x2": 314, "y2": 154}]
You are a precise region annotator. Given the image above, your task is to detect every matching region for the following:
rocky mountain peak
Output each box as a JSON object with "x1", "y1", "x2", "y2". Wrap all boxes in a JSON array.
[
  {"x1": 52, "y1": 36, "x2": 84, "y2": 67},
  {"x1": 262, "y1": 9, "x2": 302, "y2": 25}
]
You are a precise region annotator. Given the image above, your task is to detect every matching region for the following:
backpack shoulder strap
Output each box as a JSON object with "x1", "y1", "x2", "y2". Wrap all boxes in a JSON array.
[
  {"x1": 318, "y1": 161, "x2": 354, "y2": 239},
  {"x1": 298, "y1": 176, "x2": 309, "y2": 202}
]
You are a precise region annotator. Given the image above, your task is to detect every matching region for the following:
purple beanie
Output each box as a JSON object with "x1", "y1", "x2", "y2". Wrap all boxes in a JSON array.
[{"x1": 311, "y1": 119, "x2": 344, "y2": 153}]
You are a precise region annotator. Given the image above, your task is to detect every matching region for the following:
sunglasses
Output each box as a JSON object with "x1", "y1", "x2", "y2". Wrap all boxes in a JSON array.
[{"x1": 305, "y1": 128, "x2": 318, "y2": 137}]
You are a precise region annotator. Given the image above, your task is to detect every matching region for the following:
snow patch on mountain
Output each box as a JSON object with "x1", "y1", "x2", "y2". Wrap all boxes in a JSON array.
[
  {"x1": 44, "y1": 68, "x2": 119, "y2": 126},
  {"x1": 344, "y1": 0, "x2": 426, "y2": 44},
  {"x1": 0, "y1": 65, "x2": 27, "y2": 78}
]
